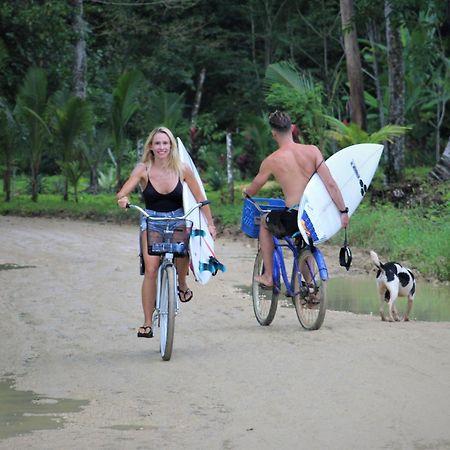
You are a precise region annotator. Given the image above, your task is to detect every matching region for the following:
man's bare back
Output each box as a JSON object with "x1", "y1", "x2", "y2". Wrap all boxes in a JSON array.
[
  {"x1": 263, "y1": 143, "x2": 323, "y2": 207},
  {"x1": 244, "y1": 110, "x2": 348, "y2": 288}
]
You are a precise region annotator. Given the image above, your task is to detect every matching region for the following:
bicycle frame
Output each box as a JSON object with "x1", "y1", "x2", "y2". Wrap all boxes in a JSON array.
[{"x1": 271, "y1": 235, "x2": 328, "y2": 297}]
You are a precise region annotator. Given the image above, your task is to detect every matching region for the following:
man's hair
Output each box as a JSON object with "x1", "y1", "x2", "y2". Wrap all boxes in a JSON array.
[{"x1": 268, "y1": 110, "x2": 292, "y2": 132}]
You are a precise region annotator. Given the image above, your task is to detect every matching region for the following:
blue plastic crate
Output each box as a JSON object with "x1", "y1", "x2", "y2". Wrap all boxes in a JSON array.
[{"x1": 241, "y1": 197, "x2": 286, "y2": 238}]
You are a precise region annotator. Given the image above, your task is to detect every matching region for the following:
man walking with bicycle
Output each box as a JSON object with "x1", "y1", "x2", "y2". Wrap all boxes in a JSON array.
[{"x1": 243, "y1": 111, "x2": 349, "y2": 289}]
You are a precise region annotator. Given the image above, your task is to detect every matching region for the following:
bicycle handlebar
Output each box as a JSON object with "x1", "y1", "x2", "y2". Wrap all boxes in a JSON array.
[
  {"x1": 126, "y1": 200, "x2": 210, "y2": 220},
  {"x1": 243, "y1": 193, "x2": 264, "y2": 213}
]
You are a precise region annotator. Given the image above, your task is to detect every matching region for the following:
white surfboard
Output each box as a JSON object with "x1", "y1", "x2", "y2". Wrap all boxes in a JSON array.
[
  {"x1": 177, "y1": 138, "x2": 218, "y2": 284},
  {"x1": 298, "y1": 143, "x2": 383, "y2": 245}
]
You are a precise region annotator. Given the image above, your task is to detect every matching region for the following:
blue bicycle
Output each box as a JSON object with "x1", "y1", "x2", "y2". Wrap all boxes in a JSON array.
[{"x1": 242, "y1": 197, "x2": 329, "y2": 330}]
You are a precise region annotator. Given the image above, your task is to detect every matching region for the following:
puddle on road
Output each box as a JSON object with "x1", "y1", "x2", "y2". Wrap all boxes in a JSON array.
[
  {"x1": 0, "y1": 377, "x2": 88, "y2": 440},
  {"x1": 328, "y1": 277, "x2": 450, "y2": 322},
  {"x1": 0, "y1": 263, "x2": 36, "y2": 271},
  {"x1": 237, "y1": 277, "x2": 450, "y2": 322}
]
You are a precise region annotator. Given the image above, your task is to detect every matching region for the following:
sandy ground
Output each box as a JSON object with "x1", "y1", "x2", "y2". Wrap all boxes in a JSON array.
[{"x1": 1, "y1": 215, "x2": 450, "y2": 450}]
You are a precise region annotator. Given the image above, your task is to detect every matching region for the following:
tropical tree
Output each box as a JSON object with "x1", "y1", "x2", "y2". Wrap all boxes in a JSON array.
[
  {"x1": 340, "y1": 0, "x2": 367, "y2": 129},
  {"x1": 73, "y1": 0, "x2": 87, "y2": 99},
  {"x1": 15, "y1": 67, "x2": 51, "y2": 202},
  {"x1": 240, "y1": 114, "x2": 273, "y2": 177},
  {"x1": 80, "y1": 127, "x2": 111, "y2": 193},
  {"x1": 52, "y1": 95, "x2": 92, "y2": 200},
  {"x1": 0, "y1": 98, "x2": 18, "y2": 201},
  {"x1": 110, "y1": 70, "x2": 143, "y2": 189},
  {"x1": 325, "y1": 115, "x2": 411, "y2": 148},
  {"x1": 146, "y1": 89, "x2": 187, "y2": 135},
  {"x1": 264, "y1": 61, "x2": 327, "y2": 148},
  {"x1": 384, "y1": 0, "x2": 406, "y2": 182}
]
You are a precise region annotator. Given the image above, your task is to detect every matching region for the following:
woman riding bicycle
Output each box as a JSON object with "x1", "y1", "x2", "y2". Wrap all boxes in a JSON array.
[
  {"x1": 117, "y1": 126, "x2": 216, "y2": 338},
  {"x1": 243, "y1": 111, "x2": 349, "y2": 289}
]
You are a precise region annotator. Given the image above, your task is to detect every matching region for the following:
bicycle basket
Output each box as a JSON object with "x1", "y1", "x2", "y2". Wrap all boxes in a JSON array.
[
  {"x1": 241, "y1": 197, "x2": 285, "y2": 238},
  {"x1": 146, "y1": 219, "x2": 193, "y2": 256}
]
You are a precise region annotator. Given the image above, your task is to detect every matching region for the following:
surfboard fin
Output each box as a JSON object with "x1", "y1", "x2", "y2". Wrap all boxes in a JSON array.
[
  {"x1": 199, "y1": 256, "x2": 227, "y2": 275},
  {"x1": 191, "y1": 229, "x2": 206, "y2": 237}
]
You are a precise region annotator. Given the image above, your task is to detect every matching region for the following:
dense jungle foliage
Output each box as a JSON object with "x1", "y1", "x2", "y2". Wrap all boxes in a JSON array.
[
  {"x1": 0, "y1": 1, "x2": 449, "y2": 280},
  {"x1": 1, "y1": 0, "x2": 449, "y2": 198}
]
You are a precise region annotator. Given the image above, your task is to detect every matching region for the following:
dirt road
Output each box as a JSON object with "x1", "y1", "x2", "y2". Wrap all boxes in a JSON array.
[{"x1": 1, "y1": 216, "x2": 450, "y2": 449}]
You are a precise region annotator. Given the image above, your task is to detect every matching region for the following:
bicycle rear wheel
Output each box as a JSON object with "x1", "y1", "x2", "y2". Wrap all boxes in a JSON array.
[
  {"x1": 252, "y1": 249, "x2": 278, "y2": 326},
  {"x1": 293, "y1": 249, "x2": 327, "y2": 330},
  {"x1": 159, "y1": 264, "x2": 176, "y2": 360}
]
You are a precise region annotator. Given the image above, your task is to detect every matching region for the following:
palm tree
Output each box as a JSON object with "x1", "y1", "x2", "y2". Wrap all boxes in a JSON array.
[
  {"x1": 263, "y1": 61, "x2": 327, "y2": 147},
  {"x1": 146, "y1": 89, "x2": 186, "y2": 132},
  {"x1": 81, "y1": 126, "x2": 111, "y2": 193},
  {"x1": 242, "y1": 115, "x2": 272, "y2": 176},
  {"x1": 111, "y1": 70, "x2": 143, "y2": 188},
  {"x1": 53, "y1": 95, "x2": 92, "y2": 200},
  {"x1": 15, "y1": 67, "x2": 51, "y2": 202},
  {"x1": 325, "y1": 115, "x2": 411, "y2": 148}
]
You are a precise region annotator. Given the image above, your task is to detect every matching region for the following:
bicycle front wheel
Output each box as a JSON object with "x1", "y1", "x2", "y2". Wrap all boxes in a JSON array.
[
  {"x1": 293, "y1": 249, "x2": 327, "y2": 330},
  {"x1": 252, "y1": 249, "x2": 278, "y2": 326},
  {"x1": 159, "y1": 264, "x2": 176, "y2": 360}
]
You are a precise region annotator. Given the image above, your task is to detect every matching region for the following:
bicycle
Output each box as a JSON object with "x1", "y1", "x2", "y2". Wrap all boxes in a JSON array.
[
  {"x1": 241, "y1": 196, "x2": 329, "y2": 330},
  {"x1": 127, "y1": 201, "x2": 210, "y2": 361}
]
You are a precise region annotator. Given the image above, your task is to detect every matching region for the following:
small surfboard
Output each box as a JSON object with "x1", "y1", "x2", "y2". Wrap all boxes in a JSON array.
[
  {"x1": 298, "y1": 143, "x2": 383, "y2": 245},
  {"x1": 177, "y1": 137, "x2": 218, "y2": 285}
]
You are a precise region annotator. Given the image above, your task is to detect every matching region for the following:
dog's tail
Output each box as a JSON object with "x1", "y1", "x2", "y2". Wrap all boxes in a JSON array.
[{"x1": 370, "y1": 250, "x2": 383, "y2": 270}]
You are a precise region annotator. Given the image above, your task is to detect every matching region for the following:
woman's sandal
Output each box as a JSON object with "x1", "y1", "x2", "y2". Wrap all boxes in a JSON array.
[
  {"x1": 178, "y1": 287, "x2": 193, "y2": 303},
  {"x1": 137, "y1": 325, "x2": 153, "y2": 338}
]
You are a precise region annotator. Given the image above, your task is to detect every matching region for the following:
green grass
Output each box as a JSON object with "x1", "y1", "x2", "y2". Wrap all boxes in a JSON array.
[
  {"x1": 329, "y1": 202, "x2": 450, "y2": 281},
  {"x1": 1, "y1": 175, "x2": 449, "y2": 281}
]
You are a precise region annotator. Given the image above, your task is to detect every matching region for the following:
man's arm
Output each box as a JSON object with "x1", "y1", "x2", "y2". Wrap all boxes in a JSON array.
[
  {"x1": 243, "y1": 159, "x2": 272, "y2": 197},
  {"x1": 316, "y1": 161, "x2": 349, "y2": 228}
]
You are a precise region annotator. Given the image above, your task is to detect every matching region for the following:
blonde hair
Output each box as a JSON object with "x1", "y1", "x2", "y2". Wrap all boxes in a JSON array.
[{"x1": 141, "y1": 126, "x2": 184, "y2": 178}]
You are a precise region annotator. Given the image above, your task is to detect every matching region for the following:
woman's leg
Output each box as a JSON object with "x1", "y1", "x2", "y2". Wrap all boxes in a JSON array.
[
  {"x1": 176, "y1": 256, "x2": 190, "y2": 291},
  {"x1": 141, "y1": 230, "x2": 160, "y2": 327}
]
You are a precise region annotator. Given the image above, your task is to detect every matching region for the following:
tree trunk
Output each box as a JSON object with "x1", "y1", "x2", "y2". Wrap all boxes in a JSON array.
[
  {"x1": 31, "y1": 162, "x2": 39, "y2": 202},
  {"x1": 3, "y1": 166, "x2": 11, "y2": 202},
  {"x1": 3, "y1": 149, "x2": 12, "y2": 201},
  {"x1": 263, "y1": 0, "x2": 273, "y2": 67},
  {"x1": 429, "y1": 137, "x2": 450, "y2": 181},
  {"x1": 340, "y1": 0, "x2": 367, "y2": 130},
  {"x1": 191, "y1": 67, "x2": 206, "y2": 127},
  {"x1": 226, "y1": 132, "x2": 234, "y2": 204},
  {"x1": 384, "y1": 0, "x2": 406, "y2": 182},
  {"x1": 73, "y1": 0, "x2": 87, "y2": 99},
  {"x1": 367, "y1": 20, "x2": 385, "y2": 128}
]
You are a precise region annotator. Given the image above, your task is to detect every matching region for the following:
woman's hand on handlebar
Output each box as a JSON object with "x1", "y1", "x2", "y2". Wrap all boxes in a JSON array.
[{"x1": 117, "y1": 196, "x2": 129, "y2": 209}]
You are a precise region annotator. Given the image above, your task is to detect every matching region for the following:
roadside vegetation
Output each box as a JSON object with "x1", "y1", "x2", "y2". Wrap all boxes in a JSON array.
[{"x1": 1, "y1": 169, "x2": 448, "y2": 282}]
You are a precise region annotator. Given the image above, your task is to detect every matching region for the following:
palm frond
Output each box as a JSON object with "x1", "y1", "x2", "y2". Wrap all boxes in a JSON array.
[
  {"x1": 17, "y1": 67, "x2": 48, "y2": 116},
  {"x1": 112, "y1": 70, "x2": 144, "y2": 129},
  {"x1": 369, "y1": 124, "x2": 412, "y2": 143},
  {"x1": 264, "y1": 61, "x2": 315, "y2": 96},
  {"x1": 147, "y1": 90, "x2": 185, "y2": 130}
]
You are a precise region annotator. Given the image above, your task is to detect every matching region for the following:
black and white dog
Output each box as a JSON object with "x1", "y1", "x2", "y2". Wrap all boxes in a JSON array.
[{"x1": 370, "y1": 251, "x2": 416, "y2": 322}]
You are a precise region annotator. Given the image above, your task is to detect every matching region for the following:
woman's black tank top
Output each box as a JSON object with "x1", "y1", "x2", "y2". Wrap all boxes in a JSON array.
[{"x1": 142, "y1": 176, "x2": 183, "y2": 212}]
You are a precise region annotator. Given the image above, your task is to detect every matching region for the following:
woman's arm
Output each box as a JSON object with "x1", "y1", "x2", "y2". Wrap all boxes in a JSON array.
[
  {"x1": 183, "y1": 166, "x2": 217, "y2": 239},
  {"x1": 116, "y1": 163, "x2": 145, "y2": 208}
]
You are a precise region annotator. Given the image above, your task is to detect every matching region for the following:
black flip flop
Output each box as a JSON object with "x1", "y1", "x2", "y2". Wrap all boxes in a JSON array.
[
  {"x1": 137, "y1": 325, "x2": 153, "y2": 338},
  {"x1": 178, "y1": 287, "x2": 193, "y2": 303}
]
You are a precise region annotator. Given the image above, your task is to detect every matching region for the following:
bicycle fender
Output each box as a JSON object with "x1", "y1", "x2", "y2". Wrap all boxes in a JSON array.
[
  {"x1": 312, "y1": 248, "x2": 329, "y2": 281},
  {"x1": 272, "y1": 250, "x2": 282, "y2": 290}
]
